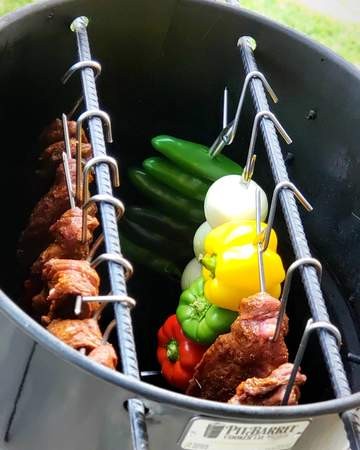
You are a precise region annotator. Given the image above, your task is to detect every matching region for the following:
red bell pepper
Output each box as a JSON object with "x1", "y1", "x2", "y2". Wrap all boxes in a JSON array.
[{"x1": 156, "y1": 314, "x2": 207, "y2": 391}]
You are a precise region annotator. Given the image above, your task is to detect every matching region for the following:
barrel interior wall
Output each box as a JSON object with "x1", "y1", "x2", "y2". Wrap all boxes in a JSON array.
[{"x1": 0, "y1": 0, "x2": 358, "y2": 407}]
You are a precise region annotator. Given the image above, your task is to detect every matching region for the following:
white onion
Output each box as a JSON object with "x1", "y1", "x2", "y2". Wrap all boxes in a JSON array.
[
  {"x1": 204, "y1": 175, "x2": 268, "y2": 228},
  {"x1": 181, "y1": 258, "x2": 202, "y2": 290},
  {"x1": 193, "y1": 221, "x2": 212, "y2": 258}
]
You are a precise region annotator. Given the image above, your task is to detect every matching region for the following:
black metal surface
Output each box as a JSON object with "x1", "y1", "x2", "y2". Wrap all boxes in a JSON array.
[
  {"x1": 0, "y1": 0, "x2": 358, "y2": 448},
  {"x1": 70, "y1": 17, "x2": 148, "y2": 450},
  {"x1": 238, "y1": 37, "x2": 360, "y2": 449}
]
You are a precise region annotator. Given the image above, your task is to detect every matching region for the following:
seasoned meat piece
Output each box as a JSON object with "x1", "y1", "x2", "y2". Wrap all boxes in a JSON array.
[
  {"x1": 36, "y1": 259, "x2": 101, "y2": 325},
  {"x1": 39, "y1": 139, "x2": 92, "y2": 175},
  {"x1": 47, "y1": 319, "x2": 102, "y2": 351},
  {"x1": 50, "y1": 207, "x2": 98, "y2": 245},
  {"x1": 32, "y1": 288, "x2": 48, "y2": 314},
  {"x1": 39, "y1": 118, "x2": 88, "y2": 149},
  {"x1": 88, "y1": 343, "x2": 118, "y2": 370},
  {"x1": 186, "y1": 292, "x2": 289, "y2": 402},
  {"x1": 18, "y1": 159, "x2": 77, "y2": 263},
  {"x1": 228, "y1": 363, "x2": 306, "y2": 406},
  {"x1": 31, "y1": 208, "x2": 99, "y2": 275},
  {"x1": 18, "y1": 160, "x2": 95, "y2": 266}
]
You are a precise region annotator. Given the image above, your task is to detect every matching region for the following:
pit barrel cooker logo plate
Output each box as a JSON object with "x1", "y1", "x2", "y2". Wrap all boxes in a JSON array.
[{"x1": 179, "y1": 417, "x2": 311, "y2": 450}]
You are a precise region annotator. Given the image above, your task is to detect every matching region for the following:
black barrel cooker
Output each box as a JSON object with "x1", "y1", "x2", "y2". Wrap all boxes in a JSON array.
[{"x1": 0, "y1": 0, "x2": 359, "y2": 449}]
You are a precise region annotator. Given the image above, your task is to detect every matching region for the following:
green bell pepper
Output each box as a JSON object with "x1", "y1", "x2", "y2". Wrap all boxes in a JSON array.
[
  {"x1": 151, "y1": 135, "x2": 243, "y2": 182},
  {"x1": 176, "y1": 277, "x2": 237, "y2": 345},
  {"x1": 142, "y1": 156, "x2": 211, "y2": 202}
]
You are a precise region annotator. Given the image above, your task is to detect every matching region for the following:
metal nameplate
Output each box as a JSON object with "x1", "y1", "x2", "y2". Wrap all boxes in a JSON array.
[{"x1": 178, "y1": 416, "x2": 311, "y2": 450}]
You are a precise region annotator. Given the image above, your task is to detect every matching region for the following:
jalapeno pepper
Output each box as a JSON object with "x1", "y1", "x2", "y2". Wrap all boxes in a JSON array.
[
  {"x1": 157, "y1": 314, "x2": 207, "y2": 390},
  {"x1": 126, "y1": 206, "x2": 195, "y2": 242},
  {"x1": 119, "y1": 232, "x2": 182, "y2": 279},
  {"x1": 128, "y1": 168, "x2": 205, "y2": 224},
  {"x1": 142, "y1": 156, "x2": 210, "y2": 202},
  {"x1": 176, "y1": 277, "x2": 237, "y2": 345},
  {"x1": 122, "y1": 219, "x2": 192, "y2": 264},
  {"x1": 151, "y1": 135, "x2": 243, "y2": 181}
]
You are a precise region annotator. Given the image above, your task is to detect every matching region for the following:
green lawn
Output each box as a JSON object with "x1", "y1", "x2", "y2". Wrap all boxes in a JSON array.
[
  {"x1": 0, "y1": 0, "x2": 33, "y2": 15},
  {"x1": 0, "y1": 0, "x2": 359, "y2": 65},
  {"x1": 240, "y1": 0, "x2": 360, "y2": 66}
]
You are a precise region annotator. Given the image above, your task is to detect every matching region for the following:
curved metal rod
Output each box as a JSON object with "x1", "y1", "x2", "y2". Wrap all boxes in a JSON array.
[
  {"x1": 83, "y1": 156, "x2": 120, "y2": 204},
  {"x1": 61, "y1": 113, "x2": 72, "y2": 159},
  {"x1": 272, "y1": 257, "x2": 322, "y2": 342},
  {"x1": 102, "y1": 319, "x2": 116, "y2": 343},
  {"x1": 282, "y1": 319, "x2": 342, "y2": 405},
  {"x1": 91, "y1": 252, "x2": 134, "y2": 280},
  {"x1": 75, "y1": 288, "x2": 136, "y2": 317},
  {"x1": 242, "y1": 111, "x2": 292, "y2": 182},
  {"x1": 87, "y1": 294, "x2": 136, "y2": 309},
  {"x1": 210, "y1": 71, "x2": 278, "y2": 158},
  {"x1": 261, "y1": 181, "x2": 313, "y2": 252},
  {"x1": 62, "y1": 61, "x2": 102, "y2": 119},
  {"x1": 82, "y1": 194, "x2": 124, "y2": 242},
  {"x1": 62, "y1": 60, "x2": 102, "y2": 84},
  {"x1": 76, "y1": 110, "x2": 113, "y2": 203},
  {"x1": 255, "y1": 187, "x2": 266, "y2": 292},
  {"x1": 61, "y1": 152, "x2": 76, "y2": 209},
  {"x1": 223, "y1": 86, "x2": 228, "y2": 129},
  {"x1": 75, "y1": 294, "x2": 136, "y2": 317}
]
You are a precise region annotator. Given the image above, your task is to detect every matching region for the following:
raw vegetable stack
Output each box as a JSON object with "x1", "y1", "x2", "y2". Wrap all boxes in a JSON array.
[
  {"x1": 122, "y1": 135, "x2": 243, "y2": 279},
  {"x1": 125, "y1": 135, "x2": 287, "y2": 392}
]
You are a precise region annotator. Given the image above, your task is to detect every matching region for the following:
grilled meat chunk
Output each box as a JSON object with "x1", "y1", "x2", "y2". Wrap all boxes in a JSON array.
[
  {"x1": 18, "y1": 159, "x2": 95, "y2": 265},
  {"x1": 186, "y1": 292, "x2": 289, "y2": 402},
  {"x1": 18, "y1": 158, "x2": 77, "y2": 262},
  {"x1": 228, "y1": 363, "x2": 306, "y2": 406},
  {"x1": 39, "y1": 118, "x2": 88, "y2": 149},
  {"x1": 39, "y1": 139, "x2": 92, "y2": 176},
  {"x1": 34, "y1": 258, "x2": 101, "y2": 325},
  {"x1": 88, "y1": 343, "x2": 118, "y2": 370},
  {"x1": 47, "y1": 318, "x2": 102, "y2": 351},
  {"x1": 31, "y1": 207, "x2": 99, "y2": 275}
]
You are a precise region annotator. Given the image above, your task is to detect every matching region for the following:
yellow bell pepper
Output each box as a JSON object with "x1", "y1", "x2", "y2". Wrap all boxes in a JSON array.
[
  {"x1": 204, "y1": 220, "x2": 278, "y2": 254},
  {"x1": 201, "y1": 221, "x2": 285, "y2": 311}
]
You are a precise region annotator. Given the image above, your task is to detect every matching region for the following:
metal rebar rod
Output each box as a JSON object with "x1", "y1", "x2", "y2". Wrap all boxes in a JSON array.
[
  {"x1": 238, "y1": 35, "x2": 360, "y2": 450},
  {"x1": 70, "y1": 16, "x2": 148, "y2": 450}
]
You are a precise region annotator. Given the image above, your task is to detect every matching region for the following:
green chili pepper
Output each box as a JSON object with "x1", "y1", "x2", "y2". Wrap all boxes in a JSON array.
[
  {"x1": 128, "y1": 168, "x2": 205, "y2": 224},
  {"x1": 142, "y1": 156, "x2": 210, "y2": 202},
  {"x1": 151, "y1": 135, "x2": 243, "y2": 182},
  {"x1": 126, "y1": 206, "x2": 195, "y2": 242},
  {"x1": 122, "y1": 219, "x2": 192, "y2": 263},
  {"x1": 119, "y1": 232, "x2": 181, "y2": 279},
  {"x1": 176, "y1": 277, "x2": 237, "y2": 345}
]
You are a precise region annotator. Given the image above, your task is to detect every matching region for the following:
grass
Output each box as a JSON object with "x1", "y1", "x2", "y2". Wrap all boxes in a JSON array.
[
  {"x1": 0, "y1": 0, "x2": 33, "y2": 16},
  {"x1": 0, "y1": 0, "x2": 359, "y2": 64},
  {"x1": 239, "y1": 0, "x2": 360, "y2": 65}
]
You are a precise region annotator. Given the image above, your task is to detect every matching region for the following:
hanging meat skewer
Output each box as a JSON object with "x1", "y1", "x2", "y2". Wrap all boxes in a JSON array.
[
  {"x1": 186, "y1": 292, "x2": 289, "y2": 402},
  {"x1": 47, "y1": 318, "x2": 118, "y2": 370},
  {"x1": 228, "y1": 363, "x2": 306, "y2": 406},
  {"x1": 31, "y1": 207, "x2": 99, "y2": 275},
  {"x1": 19, "y1": 118, "x2": 119, "y2": 370},
  {"x1": 32, "y1": 258, "x2": 101, "y2": 325},
  {"x1": 39, "y1": 118, "x2": 88, "y2": 149},
  {"x1": 39, "y1": 139, "x2": 92, "y2": 177}
]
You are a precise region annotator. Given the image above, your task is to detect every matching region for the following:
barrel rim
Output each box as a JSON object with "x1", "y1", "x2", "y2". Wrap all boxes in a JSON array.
[{"x1": 0, "y1": 0, "x2": 359, "y2": 419}]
